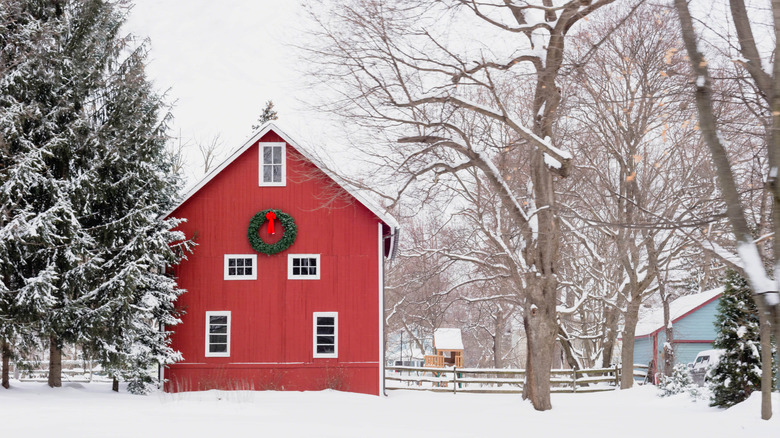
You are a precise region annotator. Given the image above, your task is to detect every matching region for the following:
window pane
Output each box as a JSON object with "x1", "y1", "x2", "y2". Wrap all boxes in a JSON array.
[
  {"x1": 210, "y1": 335, "x2": 227, "y2": 344},
  {"x1": 309, "y1": 258, "x2": 317, "y2": 267},
  {"x1": 228, "y1": 267, "x2": 236, "y2": 275},
  {"x1": 300, "y1": 267, "x2": 308, "y2": 276},
  {"x1": 300, "y1": 258, "x2": 308, "y2": 267},
  {"x1": 263, "y1": 165, "x2": 272, "y2": 182},
  {"x1": 210, "y1": 315, "x2": 228, "y2": 325},
  {"x1": 272, "y1": 146, "x2": 282, "y2": 164},
  {"x1": 272, "y1": 164, "x2": 281, "y2": 182},
  {"x1": 317, "y1": 326, "x2": 335, "y2": 335},
  {"x1": 235, "y1": 267, "x2": 244, "y2": 275},
  {"x1": 317, "y1": 335, "x2": 334, "y2": 345},
  {"x1": 317, "y1": 345, "x2": 335, "y2": 354},
  {"x1": 317, "y1": 317, "x2": 334, "y2": 326},
  {"x1": 245, "y1": 267, "x2": 252, "y2": 275},
  {"x1": 244, "y1": 258, "x2": 252, "y2": 266},
  {"x1": 293, "y1": 259, "x2": 300, "y2": 267},
  {"x1": 228, "y1": 258, "x2": 236, "y2": 267},
  {"x1": 236, "y1": 259, "x2": 245, "y2": 267},
  {"x1": 210, "y1": 344, "x2": 227, "y2": 353},
  {"x1": 210, "y1": 324, "x2": 227, "y2": 333},
  {"x1": 263, "y1": 146, "x2": 273, "y2": 164},
  {"x1": 293, "y1": 267, "x2": 300, "y2": 276},
  {"x1": 310, "y1": 266, "x2": 317, "y2": 276}
]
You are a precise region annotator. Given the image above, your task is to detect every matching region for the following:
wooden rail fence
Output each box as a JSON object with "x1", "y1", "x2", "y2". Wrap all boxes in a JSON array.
[{"x1": 385, "y1": 364, "x2": 649, "y2": 394}]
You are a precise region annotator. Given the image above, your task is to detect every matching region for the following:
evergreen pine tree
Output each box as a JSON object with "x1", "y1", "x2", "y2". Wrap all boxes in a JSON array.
[
  {"x1": 709, "y1": 271, "x2": 765, "y2": 407},
  {"x1": 251, "y1": 100, "x2": 278, "y2": 130},
  {"x1": 1, "y1": 0, "x2": 191, "y2": 392}
]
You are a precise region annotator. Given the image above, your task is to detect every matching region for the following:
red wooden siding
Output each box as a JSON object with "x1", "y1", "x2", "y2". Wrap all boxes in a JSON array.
[{"x1": 165, "y1": 129, "x2": 383, "y2": 395}]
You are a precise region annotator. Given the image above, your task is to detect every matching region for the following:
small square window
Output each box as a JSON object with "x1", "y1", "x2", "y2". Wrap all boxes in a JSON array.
[
  {"x1": 224, "y1": 254, "x2": 257, "y2": 280},
  {"x1": 288, "y1": 254, "x2": 320, "y2": 280}
]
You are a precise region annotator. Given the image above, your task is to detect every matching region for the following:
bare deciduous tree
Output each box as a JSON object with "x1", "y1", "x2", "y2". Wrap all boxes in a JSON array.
[
  {"x1": 305, "y1": 0, "x2": 623, "y2": 410},
  {"x1": 674, "y1": 0, "x2": 780, "y2": 419}
]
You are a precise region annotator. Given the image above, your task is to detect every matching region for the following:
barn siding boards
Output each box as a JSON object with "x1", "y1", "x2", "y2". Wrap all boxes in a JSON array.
[{"x1": 165, "y1": 124, "x2": 391, "y2": 395}]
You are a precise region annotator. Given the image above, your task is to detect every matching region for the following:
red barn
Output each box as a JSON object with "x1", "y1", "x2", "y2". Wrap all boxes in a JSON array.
[{"x1": 163, "y1": 123, "x2": 398, "y2": 395}]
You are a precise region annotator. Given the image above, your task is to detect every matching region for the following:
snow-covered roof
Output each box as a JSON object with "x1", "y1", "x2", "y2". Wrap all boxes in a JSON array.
[
  {"x1": 434, "y1": 328, "x2": 463, "y2": 351},
  {"x1": 635, "y1": 287, "x2": 723, "y2": 338},
  {"x1": 163, "y1": 123, "x2": 400, "y2": 248}
]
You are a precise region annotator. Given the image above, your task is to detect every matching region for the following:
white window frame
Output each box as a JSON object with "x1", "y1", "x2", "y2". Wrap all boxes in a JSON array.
[
  {"x1": 288, "y1": 254, "x2": 321, "y2": 280},
  {"x1": 258, "y1": 141, "x2": 286, "y2": 187},
  {"x1": 205, "y1": 311, "x2": 231, "y2": 357},
  {"x1": 224, "y1": 254, "x2": 257, "y2": 280},
  {"x1": 313, "y1": 312, "x2": 338, "y2": 359}
]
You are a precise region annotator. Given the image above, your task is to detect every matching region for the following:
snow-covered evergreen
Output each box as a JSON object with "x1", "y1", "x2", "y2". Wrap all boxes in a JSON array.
[
  {"x1": 708, "y1": 271, "x2": 764, "y2": 408},
  {"x1": 0, "y1": 0, "x2": 190, "y2": 392}
]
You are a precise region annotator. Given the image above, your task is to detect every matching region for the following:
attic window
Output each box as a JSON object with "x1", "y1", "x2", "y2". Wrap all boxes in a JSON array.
[{"x1": 259, "y1": 142, "x2": 286, "y2": 186}]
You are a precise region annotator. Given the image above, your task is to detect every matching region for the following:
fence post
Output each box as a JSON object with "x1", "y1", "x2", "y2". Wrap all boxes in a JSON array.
[
  {"x1": 453, "y1": 367, "x2": 457, "y2": 394},
  {"x1": 615, "y1": 364, "x2": 620, "y2": 388},
  {"x1": 571, "y1": 369, "x2": 577, "y2": 392}
]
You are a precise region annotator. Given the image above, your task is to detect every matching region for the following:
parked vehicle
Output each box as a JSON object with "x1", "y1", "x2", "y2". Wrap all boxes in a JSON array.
[{"x1": 690, "y1": 349, "x2": 724, "y2": 386}]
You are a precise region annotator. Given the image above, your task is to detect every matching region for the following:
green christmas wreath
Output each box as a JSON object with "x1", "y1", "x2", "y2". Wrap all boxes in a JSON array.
[{"x1": 247, "y1": 209, "x2": 297, "y2": 255}]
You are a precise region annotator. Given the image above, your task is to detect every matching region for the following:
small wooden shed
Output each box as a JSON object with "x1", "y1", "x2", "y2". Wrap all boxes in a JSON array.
[{"x1": 425, "y1": 328, "x2": 464, "y2": 368}]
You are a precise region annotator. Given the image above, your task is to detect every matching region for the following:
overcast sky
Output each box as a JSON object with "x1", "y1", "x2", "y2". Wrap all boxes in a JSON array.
[{"x1": 124, "y1": 1, "x2": 328, "y2": 184}]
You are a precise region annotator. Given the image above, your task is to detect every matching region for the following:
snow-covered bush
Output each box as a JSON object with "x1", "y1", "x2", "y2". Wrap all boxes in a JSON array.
[{"x1": 657, "y1": 364, "x2": 696, "y2": 397}]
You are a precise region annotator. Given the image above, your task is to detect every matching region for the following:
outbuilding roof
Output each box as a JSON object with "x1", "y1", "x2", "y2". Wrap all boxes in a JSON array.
[
  {"x1": 635, "y1": 287, "x2": 723, "y2": 338},
  {"x1": 433, "y1": 328, "x2": 464, "y2": 351}
]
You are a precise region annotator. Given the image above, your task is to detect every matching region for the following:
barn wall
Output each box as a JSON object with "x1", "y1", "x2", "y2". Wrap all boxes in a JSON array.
[{"x1": 165, "y1": 130, "x2": 382, "y2": 395}]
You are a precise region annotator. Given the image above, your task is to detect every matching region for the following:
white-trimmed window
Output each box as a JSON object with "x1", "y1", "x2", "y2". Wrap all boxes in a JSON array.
[
  {"x1": 313, "y1": 312, "x2": 338, "y2": 358},
  {"x1": 205, "y1": 311, "x2": 230, "y2": 357},
  {"x1": 259, "y1": 142, "x2": 286, "y2": 186},
  {"x1": 288, "y1": 254, "x2": 320, "y2": 280},
  {"x1": 224, "y1": 254, "x2": 257, "y2": 280}
]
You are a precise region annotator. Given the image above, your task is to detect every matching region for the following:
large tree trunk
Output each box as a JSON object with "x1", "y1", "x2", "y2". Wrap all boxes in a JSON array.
[
  {"x1": 662, "y1": 295, "x2": 675, "y2": 377},
  {"x1": 620, "y1": 300, "x2": 641, "y2": 389},
  {"x1": 756, "y1": 300, "x2": 774, "y2": 420},
  {"x1": 1, "y1": 340, "x2": 10, "y2": 389},
  {"x1": 493, "y1": 311, "x2": 504, "y2": 369},
  {"x1": 601, "y1": 305, "x2": 619, "y2": 368},
  {"x1": 522, "y1": 289, "x2": 558, "y2": 411},
  {"x1": 48, "y1": 336, "x2": 62, "y2": 388},
  {"x1": 558, "y1": 325, "x2": 581, "y2": 370}
]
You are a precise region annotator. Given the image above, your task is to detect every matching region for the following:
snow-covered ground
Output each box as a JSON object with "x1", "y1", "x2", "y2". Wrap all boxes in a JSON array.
[{"x1": 1, "y1": 381, "x2": 776, "y2": 437}]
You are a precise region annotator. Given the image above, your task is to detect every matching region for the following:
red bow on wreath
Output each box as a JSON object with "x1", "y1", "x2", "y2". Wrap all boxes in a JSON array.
[{"x1": 266, "y1": 211, "x2": 277, "y2": 234}]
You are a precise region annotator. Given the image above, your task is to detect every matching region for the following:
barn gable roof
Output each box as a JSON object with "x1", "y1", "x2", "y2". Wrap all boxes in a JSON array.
[
  {"x1": 634, "y1": 287, "x2": 723, "y2": 338},
  {"x1": 164, "y1": 122, "x2": 399, "y2": 235}
]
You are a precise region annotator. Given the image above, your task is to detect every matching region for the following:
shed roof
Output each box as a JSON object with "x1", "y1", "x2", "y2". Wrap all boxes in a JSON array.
[
  {"x1": 434, "y1": 328, "x2": 464, "y2": 351},
  {"x1": 635, "y1": 287, "x2": 723, "y2": 338}
]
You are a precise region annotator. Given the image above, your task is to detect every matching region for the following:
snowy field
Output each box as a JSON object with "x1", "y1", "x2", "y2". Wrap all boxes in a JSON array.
[{"x1": 1, "y1": 382, "x2": 776, "y2": 437}]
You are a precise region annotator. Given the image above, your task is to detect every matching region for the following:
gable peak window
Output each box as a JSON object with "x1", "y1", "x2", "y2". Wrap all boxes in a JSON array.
[{"x1": 259, "y1": 142, "x2": 286, "y2": 186}]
